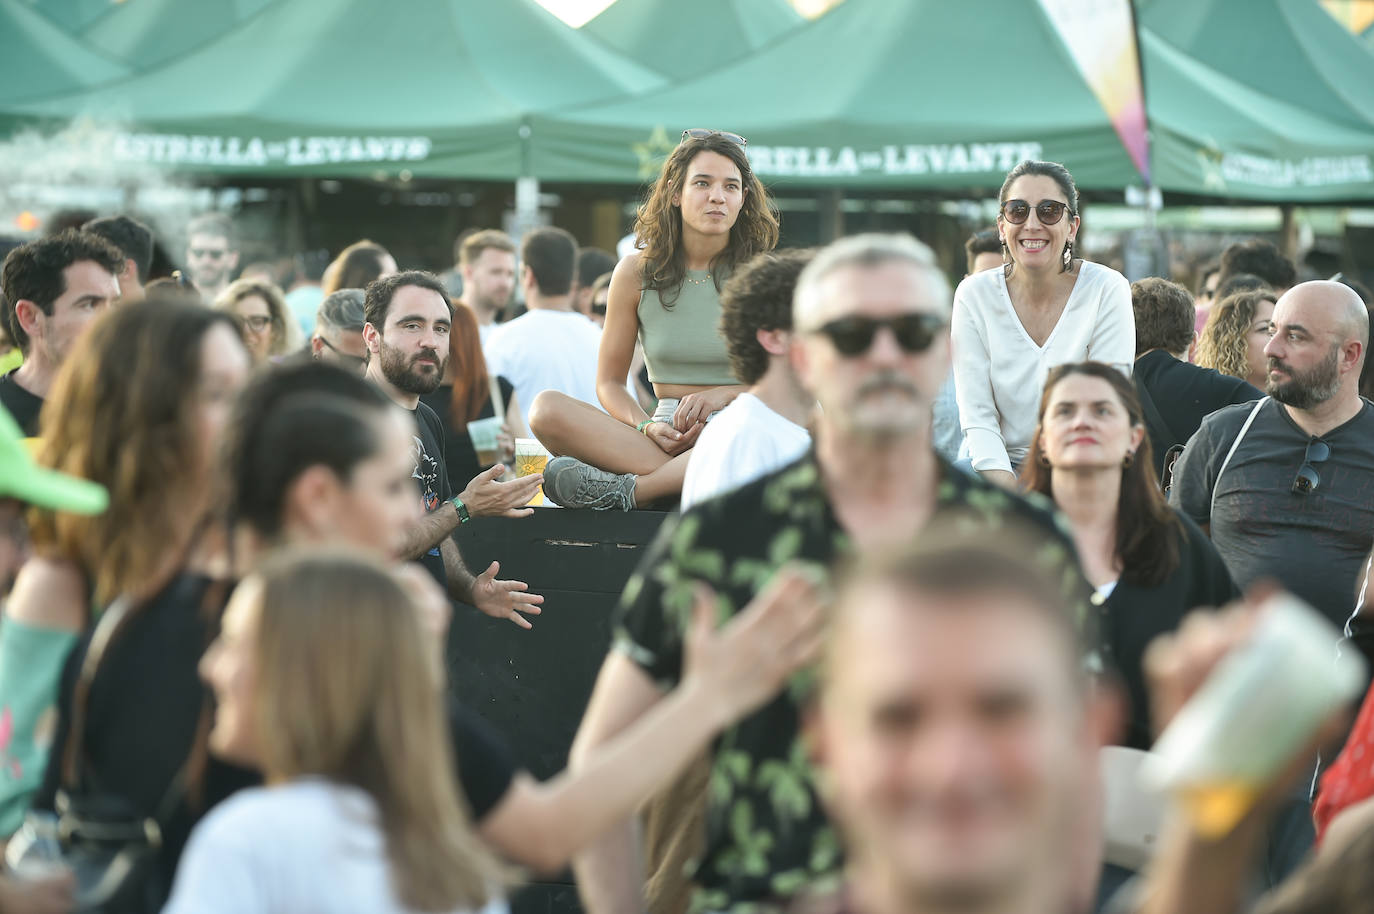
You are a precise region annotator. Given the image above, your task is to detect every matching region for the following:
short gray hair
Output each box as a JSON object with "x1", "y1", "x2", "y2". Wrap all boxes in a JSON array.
[
  {"x1": 793, "y1": 233, "x2": 952, "y2": 329},
  {"x1": 316, "y1": 288, "x2": 366, "y2": 334}
]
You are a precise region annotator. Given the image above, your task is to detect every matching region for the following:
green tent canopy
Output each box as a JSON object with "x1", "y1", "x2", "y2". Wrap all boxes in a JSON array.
[
  {"x1": 0, "y1": 0, "x2": 128, "y2": 106},
  {"x1": 534, "y1": 0, "x2": 1142, "y2": 190},
  {"x1": 580, "y1": 0, "x2": 801, "y2": 81},
  {"x1": 71, "y1": 0, "x2": 281, "y2": 72},
  {"x1": 2, "y1": 0, "x2": 663, "y2": 179},
  {"x1": 1137, "y1": 0, "x2": 1374, "y2": 131},
  {"x1": 533, "y1": 0, "x2": 1374, "y2": 199}
]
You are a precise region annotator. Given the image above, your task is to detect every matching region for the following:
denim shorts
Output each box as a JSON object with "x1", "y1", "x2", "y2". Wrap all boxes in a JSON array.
[{"x1": 652, "y1": 397, "x2": 721, "y2": 425}]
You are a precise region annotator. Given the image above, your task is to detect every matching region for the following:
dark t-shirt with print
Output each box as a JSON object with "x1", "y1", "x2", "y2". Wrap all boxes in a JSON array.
[
  {"x1": 420, "y1": 376, "x2": 515, "y2": 497},
  {"x1": 614, "y1": 451, "x2": 1091, "y2": 913},
  {"x1": 1168, "y1": 397, "x2": 1374, "y2": 641},
  {"x1": 0, "y1": 370, "x2": 44, "y2": 436},
  {"x1": 411, "y1": 401, "x2": 454, "y2": 589}
]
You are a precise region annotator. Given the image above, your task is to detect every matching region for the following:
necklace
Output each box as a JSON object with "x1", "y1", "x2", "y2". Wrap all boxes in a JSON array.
[{"x1": 685, "y1": 272, "x2": 713, "y2": 286}]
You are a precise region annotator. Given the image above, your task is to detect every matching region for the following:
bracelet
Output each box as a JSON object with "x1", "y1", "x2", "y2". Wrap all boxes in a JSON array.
[
  {"x1": 636, "y1": 418, "x2": 659, "y2": 435},
  {"x1": 449, "y1": 496, "x2": 471, "y2": 524}
]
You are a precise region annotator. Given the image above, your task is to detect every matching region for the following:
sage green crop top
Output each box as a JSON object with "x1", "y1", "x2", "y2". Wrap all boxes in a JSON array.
[{"x1": 636, "y1": 270, "x2": 739, "y2": 387}]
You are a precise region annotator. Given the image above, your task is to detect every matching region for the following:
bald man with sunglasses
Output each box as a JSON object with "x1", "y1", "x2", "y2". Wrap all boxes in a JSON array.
[{"x1": 570, "y1": 234, "x2": 1090, "y2": 914}]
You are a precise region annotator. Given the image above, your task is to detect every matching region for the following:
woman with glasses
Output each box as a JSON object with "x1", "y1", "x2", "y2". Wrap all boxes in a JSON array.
[
  {"x1": 1022, "y1": 361, "x2": 1235, "y2": 749},
  {"x1": 213, "y1": 279, "x2": 302, "y2": 363},
  {"x1": 951, "y1": 160, "x2": 1134, "y2": 488},
  {"x1": 528, "y1": 130, "x2": 780, "y2": 510}
]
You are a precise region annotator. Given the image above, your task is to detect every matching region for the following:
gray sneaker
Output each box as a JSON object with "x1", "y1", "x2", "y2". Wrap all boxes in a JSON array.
[{"x1": 543, "y1": 456, "x2": 637, "y2": 511}]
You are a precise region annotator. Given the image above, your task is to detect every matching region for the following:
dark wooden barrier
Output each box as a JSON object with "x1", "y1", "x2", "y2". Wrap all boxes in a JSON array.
[{"x1": 449, "y1": 508, "x2": 672, "y2": 914}]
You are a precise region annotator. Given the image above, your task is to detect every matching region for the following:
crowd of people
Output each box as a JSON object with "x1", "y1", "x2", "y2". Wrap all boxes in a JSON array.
[{"x1": 0, "y1": 129, "x2": 1373, "y2": 914}]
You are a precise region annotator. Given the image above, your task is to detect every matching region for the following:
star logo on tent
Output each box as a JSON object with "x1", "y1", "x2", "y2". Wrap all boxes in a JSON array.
[
  {"x1": 1196, "y1": 140, "x2": 1227, "y2": 192},
  {"x1": 633, "y1": 126, "x2": 676, "y2": 180}
]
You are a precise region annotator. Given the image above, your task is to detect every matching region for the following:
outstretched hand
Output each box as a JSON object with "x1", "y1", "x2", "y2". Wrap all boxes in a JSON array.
[
  {"x1": 461, "y1": 463, "x2": 542, "y2": 518},
  {"x1": 682, "y1": 564, "x2": 828, "y2": 729},
  {"x1": 470, "y1": 560, "x2": 544, "y2": 630}
]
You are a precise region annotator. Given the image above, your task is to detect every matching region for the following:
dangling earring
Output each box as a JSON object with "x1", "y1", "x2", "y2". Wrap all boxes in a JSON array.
[
  {"x1": 1001, "y1": 236, "x2": 1011, "y2": 266},
  {"x1": 1039, "y1": 453, "x2": 1052, "y2": 468},
  {"x1": 1062, "y1": 238, "x2": 1074, "y2": 270},
  {"x1": 1122, "y1": 451, "x2": 1134, "y2": 469}
]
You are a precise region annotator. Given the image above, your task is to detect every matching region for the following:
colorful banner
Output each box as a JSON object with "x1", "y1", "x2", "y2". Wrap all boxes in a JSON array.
[{"x1": 1037, "y1": 0, "x2": 1151, "y2": 185}]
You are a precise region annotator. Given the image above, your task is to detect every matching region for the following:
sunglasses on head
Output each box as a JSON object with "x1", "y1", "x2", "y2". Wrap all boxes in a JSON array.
[
  {"x1": 1000, "y1": 199, "x2": 1070, "y2": 225},
  {"x1": 1292, "y1": 438, "x2": 1330, "y2": 495},
  {"x1": 811, "y1": 313, "x2": 946, "y2": 357},
  {"x1": 681, "y1": 128, "x2": 748, "y2": 147}
]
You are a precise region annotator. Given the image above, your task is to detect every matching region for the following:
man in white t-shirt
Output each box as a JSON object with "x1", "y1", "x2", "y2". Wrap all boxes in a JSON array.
[
  {"x1": 484, "y1": 228, "x2": 602, "y2": 429},
  {"x1": 681, "y1": 249, "x2": 816, "y2": 509}
]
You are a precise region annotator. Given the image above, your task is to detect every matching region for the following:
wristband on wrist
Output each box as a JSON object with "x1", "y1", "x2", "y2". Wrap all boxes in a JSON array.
[
  {"x1": 449, "y1": 496, "x2": 471, "y2": 524},
  {"x1": 636, "y1": 418, "x2": 658, "y2": 435}
]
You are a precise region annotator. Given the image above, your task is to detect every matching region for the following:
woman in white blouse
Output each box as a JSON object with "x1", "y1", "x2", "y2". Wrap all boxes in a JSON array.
[{"x1": 951, "y1": 160, "x2": 1134, "y2": 488}]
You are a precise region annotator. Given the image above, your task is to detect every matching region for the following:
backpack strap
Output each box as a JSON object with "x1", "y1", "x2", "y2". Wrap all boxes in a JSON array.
[{"x1": 1209, "y1": 397, "x2": 1268, "y2": 522}]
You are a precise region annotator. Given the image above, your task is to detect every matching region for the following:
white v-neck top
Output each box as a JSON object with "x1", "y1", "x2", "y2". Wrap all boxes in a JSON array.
[{"x1": 951, "y1": 261, "x2": 1134, "y2": 474}]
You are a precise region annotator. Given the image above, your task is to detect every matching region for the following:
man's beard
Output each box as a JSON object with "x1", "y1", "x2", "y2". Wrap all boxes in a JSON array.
[
  {"x1": 1267, "y1": 344, "x2": 1341, "y2": 409},
  {"x1": 379, "y1": 340, "x2": 446, "y2": 395}
]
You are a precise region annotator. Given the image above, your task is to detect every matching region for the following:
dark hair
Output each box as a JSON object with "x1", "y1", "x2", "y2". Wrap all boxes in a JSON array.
[
  {"x1": 829, "y1": 514, "x2": 1094, "y2": 682},
  {"x1": 1219, "y1": 240, "x2": 1296, "y2": 291},
  {"x1": 1021, "y1": 362, "x2": 1181, "y2": 588},
  {"x1": 1196, "y1": 260, "x2": 1221, "y2": 298},
  {"x1": 719, "y1": 249, "x2": 815, "y2": 385},
  {"x1": 364, "y1": 270, "x2": 453, "y2": 332},
  {"x1": 520, "y1": 227, "x2": 578, "y2": 297},
  {"x1": 588, "y1": 271, "x2": 613, "y2": 315},
  {"x1": 964, "y1": 228, "x2": 1001, "y2": 275},
  {"x1": 223, "y1": 361, "x2": 393, "y2": 538},
  {"x1": 575, "y1": 248, "x2": 617, "y2": 293},
  {"x1": 143, "y1": 273, "x2": 204, "y2": 307},
  {"x1": 82, "y1": 215, "x2": 154, "y2": 284},
  {"x1": 2, "y1": 230, "x2": 125, "y2": 352},
  {"x1": 316, "y1": 288, "x2": 366, "y2": 334},
  {"x1": 186, "y1": 212, "x2": 234, "y2": 244},
  {"x1": 1214, "y1": 272, "x2": 1271, "y2": 301},
  {"x1": 323, "y1": 240, "x2": 392, "y2": 297},
  {"x1": 998, "y1": 160, "x2": 1079, "y2": 275},
  {"x1": 1131, "y1": 277, "x2": 1195, "y2": 357},
  {"x1": 636, "y1": 132, "x2": 780, "y2": 306},
  {"x1": 458, "y1": 229, "x2": 515, "y2": 268}
]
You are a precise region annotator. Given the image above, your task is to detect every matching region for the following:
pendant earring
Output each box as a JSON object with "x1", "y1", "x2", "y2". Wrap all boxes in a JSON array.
[
  {"x1": 1122, "y1": 451, "x2": 1134, "y2": 469},
  {"x1": 1001, "y1": 237, "x2": 1011, "y2": 266},
  {"x1": 1039, "y1": 453, "x2": 1052, "y2": 468},
  {"x1": 1063, "y1": 239, "x2": 1074, "y2": 270}
]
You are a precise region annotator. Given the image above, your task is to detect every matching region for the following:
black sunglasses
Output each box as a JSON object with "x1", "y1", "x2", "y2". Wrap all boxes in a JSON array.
[
  {"x1": 1000, "y1": 199, "x2": 1070, "y2": 226},
  {"x1": 318, "y1": 335, "x2": 366, "y2": 369},
  {"x1": 681, "y1": 128, "x2": 747, "y2": 147},
  {"x1": 1292, "y1": 438, "x2": 1330, "y2": 495},
  {"x1": 811, "y1": 313, "x2": 946, "y2": 357}
]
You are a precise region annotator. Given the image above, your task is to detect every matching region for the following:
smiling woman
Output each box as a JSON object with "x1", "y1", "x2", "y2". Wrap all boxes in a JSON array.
[{"x1": 950, "y1": 160, "x2": 1135, "y2": 488}]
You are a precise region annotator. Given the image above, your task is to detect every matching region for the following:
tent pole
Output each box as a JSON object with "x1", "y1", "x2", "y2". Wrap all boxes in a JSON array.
[
  {"x1": 819, "y1": 188, "x2": 844, "y2": 243},
  {"x1": 1279, "y1": 204, "x2": 1298, "y2": 263}
]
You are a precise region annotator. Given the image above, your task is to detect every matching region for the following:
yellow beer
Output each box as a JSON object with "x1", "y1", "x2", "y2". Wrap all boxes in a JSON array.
[
  {"x1": 514, "y1": 438, "x2": 549, "y2": 506},
  {"x1": 1177, "y1": 781, "x2": 1263, "y2": 838}
]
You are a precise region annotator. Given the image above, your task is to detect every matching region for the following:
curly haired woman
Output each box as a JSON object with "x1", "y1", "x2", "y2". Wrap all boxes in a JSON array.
[
  {"x1": 528, "y1": 130, "x2": 779, "y2": 510},
  {"x1": 1194, "y1": 289, "x2": 1278, "y2": 390}
]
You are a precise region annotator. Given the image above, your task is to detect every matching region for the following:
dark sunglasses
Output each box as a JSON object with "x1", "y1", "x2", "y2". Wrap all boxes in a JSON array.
[
  {"x1": 318, "y1": 335, "x2": 366, "y2": 368},
  {"x1": 189, "y1": 248, "x2": 228, "y2": 259},
  {"x1": 1292, "y1": 438, "x2": 1330, "y2": 495},
  {"x1": 682, "y1": 128, "x2": 747, "y2": 147},
  {"x1": 811, "y1": 313, "x2": 946, "y2": 357},
  {"x1": 1000, "y1": 199, "x2": 1070, "y2": 225}
]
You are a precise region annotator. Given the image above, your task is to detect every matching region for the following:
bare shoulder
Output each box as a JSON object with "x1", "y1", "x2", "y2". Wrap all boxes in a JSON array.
[{"x1": 5, "y1": 556, "x2": 88, "y2": 631}]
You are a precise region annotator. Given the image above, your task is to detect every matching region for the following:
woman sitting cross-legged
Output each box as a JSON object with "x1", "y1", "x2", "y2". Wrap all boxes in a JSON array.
[{"x1": 528, "y1": 129, "x2": 778, "y2": 510}]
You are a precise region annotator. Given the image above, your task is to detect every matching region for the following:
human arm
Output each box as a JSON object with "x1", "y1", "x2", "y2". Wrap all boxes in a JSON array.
[
  {"x1": 597, "y1": 256, "x2": 652, "y2": 429},
  {"x1": 482, "y1": 569, "x2": 825, "y2": 874},
  {"x1": 670, "y1": 385, "x2": 744, "y2": 433},
  {"x1": 441, "y1": 544, "x2": 542, "y2": 630},
  {"x1": 950, "y1": 280, "x2": 1014, "y2": 475},
  {"x1": 458, "y1": 464, "x2": 543, "y2": 519},
  {"x1": 1088, "y1": 270, "x2": 1137, "y2": 375},
  {"x1": 1135, "y1": 604, "x2": 1348, "y2": 914},
  {"x1": 1165, "y1": 425, "x2": 1218, "y2": 531},
  {"x1": 0, "y1": 872, "x2": 76, "y2": 914}
]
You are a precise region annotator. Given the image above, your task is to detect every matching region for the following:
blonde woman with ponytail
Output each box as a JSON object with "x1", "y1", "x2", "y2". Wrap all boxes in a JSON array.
[{"x1": 164, "y1": 548, "x2": 506, "y2": 914}]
